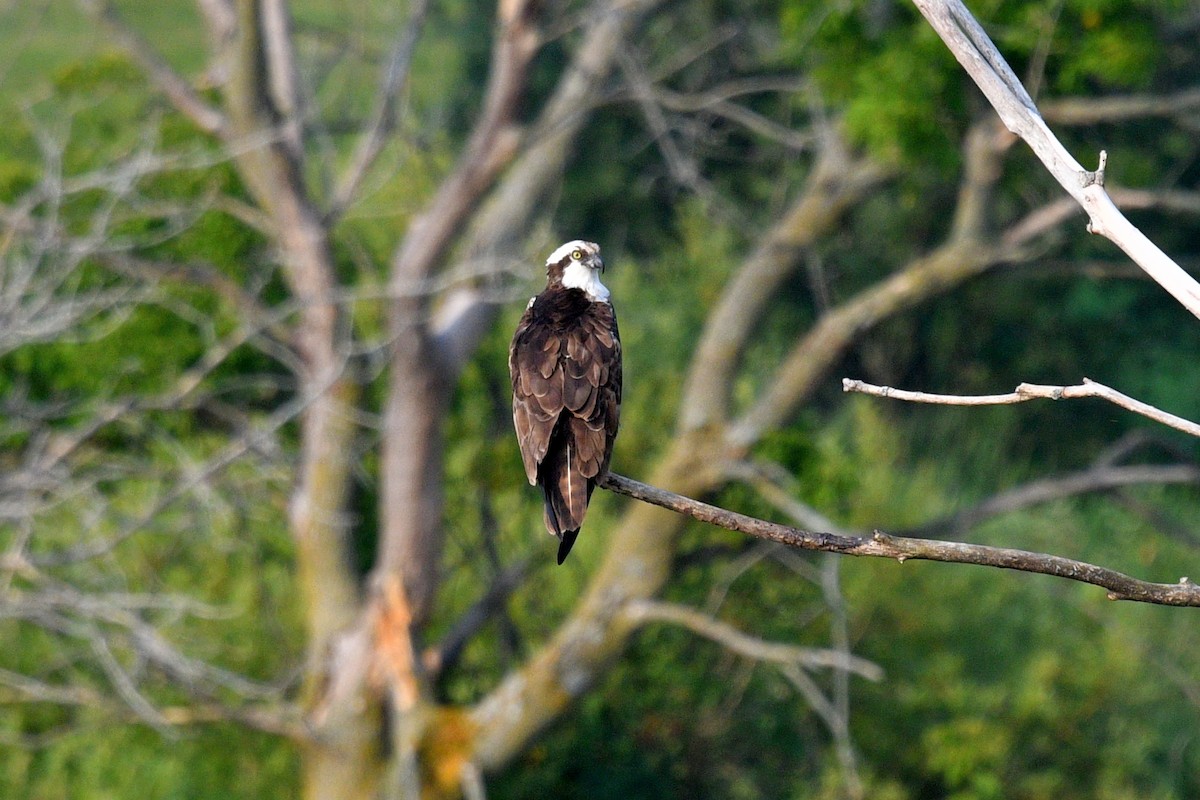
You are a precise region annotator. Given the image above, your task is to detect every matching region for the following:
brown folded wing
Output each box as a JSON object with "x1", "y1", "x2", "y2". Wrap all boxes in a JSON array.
[{"x1": 509, "y1": 295, "x2": 622, "y2": 538}]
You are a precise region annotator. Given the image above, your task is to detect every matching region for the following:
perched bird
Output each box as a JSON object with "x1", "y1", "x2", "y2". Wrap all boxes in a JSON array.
[{"x1": 509, "y1": 240, "x2": 622, "y2": 564}]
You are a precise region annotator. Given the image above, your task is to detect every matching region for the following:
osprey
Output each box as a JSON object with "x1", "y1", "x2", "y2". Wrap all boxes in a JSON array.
[{"x1": 509, "y1": 240, "x2": 622, "y2": 564}]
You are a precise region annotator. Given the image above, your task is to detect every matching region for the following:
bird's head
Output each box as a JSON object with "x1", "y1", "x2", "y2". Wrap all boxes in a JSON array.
[
  {"x1": 545, "y1": 240, "x2": 609, "y2": 301},
  {"x1": 547, "y1": 239, "x2": 603, "y2": 274}
]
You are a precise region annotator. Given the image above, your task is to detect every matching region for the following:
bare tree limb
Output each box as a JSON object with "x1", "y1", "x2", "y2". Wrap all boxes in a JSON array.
[
  {"x1": 843, "y1": 378, "x2": 1200, "y2": 439},
  {"x1": 1002, "y1": 188, "x2": 1200, "y2": 251},
  {"x1": 910, "y1": 0, "x2": 1200, "y2": 319},
  {"x1": 0, "y1": 666, "x2": 302, "y2": 739},
  {"x1": 680, "y1": 135, "x2": 886, "y2": 431},
  {"x1": 598, "y1": 472, "x2": 1200, "y2": 607},
  {"x1": 387, "y1": 0, "x2": 539, "y2": 292},
  {"x1": 911, "y1": 464, "x2": 1200, "y2": 538},
  {"x1": 31, "y1": 384, "x2": 315, "y2": 567},
  {"x1": 728, "y1": 111, "x2": 1018, "y2": 446},
  {"x1": 620, "y1": 600, "x2": 884, "y2": 680},
  {"x1": 648, "y1": 77, "x2": 817, "y2": 151},
  {"x1": 327, "y1": 0, "x2": 431, "y2": 221},
  {"x1": 617, "y1": 46, "x2": 721, "y2": 206},
  {"x1": 1042, "y1": 88, "x2": 1200, "y2": 125},
  {"x1": 77, "y1": 0, "x2": 228, "y2": 137},
  {"x1": 260, "y1": 0, "x2": 306, "y2": 159},
  {"x1": 729, "y1": 240, "x2": 993, "y2": 447},
  {"x1": 421, "y1": 560, "x2": 530, "y2": 678},
  {"x1": 431, "y1": 0, "x2": 667, "y2": 376}
]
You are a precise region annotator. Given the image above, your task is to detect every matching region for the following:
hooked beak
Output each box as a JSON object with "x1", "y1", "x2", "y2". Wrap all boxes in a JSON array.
[{"x1": 596, "y1": 257, "x2": 605, "y2": 274}]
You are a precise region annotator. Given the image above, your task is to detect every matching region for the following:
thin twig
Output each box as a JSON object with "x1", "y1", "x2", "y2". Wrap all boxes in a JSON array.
[
  {"x1": 842, "y1": 378, "x2": 1200, "y2": 439},
  {"x1": 599, "y1": 472, "x2": 1200, "y2": 607}
]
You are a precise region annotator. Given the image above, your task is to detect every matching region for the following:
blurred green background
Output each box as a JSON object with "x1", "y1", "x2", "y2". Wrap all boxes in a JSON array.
[{"x1": 1, "y1": 0, "x2": 1199, "y2": 798}]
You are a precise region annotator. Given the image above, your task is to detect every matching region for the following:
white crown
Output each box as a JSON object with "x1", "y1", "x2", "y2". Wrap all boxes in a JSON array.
[{"x1": 546, "y1": 239, "x2": 597, "y2": 265}]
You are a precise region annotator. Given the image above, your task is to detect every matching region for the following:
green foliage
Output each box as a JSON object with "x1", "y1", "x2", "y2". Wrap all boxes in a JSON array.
[{"x1": 3, "y1": 722, "x2": 296, "y2": 800}]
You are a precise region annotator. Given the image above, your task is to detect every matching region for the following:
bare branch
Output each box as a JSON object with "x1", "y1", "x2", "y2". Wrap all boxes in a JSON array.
[
  {"x1": 0, "y1": 667, "x2": 108, "y2": 708},
  {"x1": 31, "y1": 382, "x2": 314, "y2": 567},
  {"x1": 910, "y1": 0, "x2": 1200, "y2": 319},
  {"x1": 726, "y1": 113, "x2": 1019, "y2": 445},
  {"x1": 1002, "y1": 187, "x2": 1200, "y2": 251},
  {"x1": 388, "y1": 0, "x2": 540, "y2": 291},
  {"x1": 729, "y1": 240, "x2": 993, "y2": 446},
  {"x1": 0, "y1": 667, "x2": 301, "y2": 738},
  {"x1": 599, "y1": 472, "x2": 1200, "y2": 607},
  {"x1": 260, "y1": 0, "x2": 306, "y2": 158},
  {"x1": 432, "y1": 0, "x2": 666, "y2": 374},
  {"x1": 621, "y1": 600, "x2": 884, "y2": 680},
  {"x1": 843, "y1": 378, "x2": 1200, "y2": 438},
  {"x1": 421, "y1": 560, "x2": 530, "y2": 678},
  {"x1": 681, "y1": 136, "x2": 886, "y2": 431},
  {"x1": 647, "y1": 76, "x2": 816, "y2": 151},
  {"x1": 328, "y1": 0, "x2": 431, "y2": 220},
  {"x1": 1042, "y1": 88, "x2": 1200, "y2": 125},
  {"x1": 912, "y1": 464, "x2": 1200, "y2": 538},
  {"x1": 77, "y1": 0, "x2": 227, "y2": 137},
  {"x1": 158, "y1": 701, "x2": 305, "y2": 738},
  {"x1": 617, "y1": 47, "x2": 721, "y2": 206}
]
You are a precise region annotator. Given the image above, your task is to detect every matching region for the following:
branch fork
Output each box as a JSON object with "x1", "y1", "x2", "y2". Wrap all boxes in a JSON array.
[{"x1": 1082, "y1": 150, "x2": 1107, "y2": 190}]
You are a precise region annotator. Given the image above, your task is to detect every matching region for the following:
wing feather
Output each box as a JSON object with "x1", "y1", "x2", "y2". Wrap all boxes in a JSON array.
[
  {"x1": 510, "y1": 306, "x2": 563, "y2": 485},
  {"x1": 510, "y1": 289, "x2": 622, "y2": 561}
]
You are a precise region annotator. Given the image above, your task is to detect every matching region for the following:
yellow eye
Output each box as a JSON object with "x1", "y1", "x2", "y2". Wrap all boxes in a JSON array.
[{"x1": 571, "y1": 250, "x2": 583, "y2": 260}]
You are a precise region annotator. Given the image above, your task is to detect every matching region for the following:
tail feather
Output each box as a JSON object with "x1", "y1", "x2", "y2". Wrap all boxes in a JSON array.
[
  {"x1": 556, "y1": 530, "x2": 580, "y2": 564},
  {"x1": 539, "y1": 429, "x2": 595, "y2": 563},
  {"x1": 543, "y1": 490, "x2": 563, "y2": 537},
  {"x1": 542, "y1": 484, "x2": 586, "y2": 564}
]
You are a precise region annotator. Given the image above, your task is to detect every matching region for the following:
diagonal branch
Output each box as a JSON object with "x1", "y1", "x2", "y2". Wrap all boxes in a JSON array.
[
  {"x1": 328, "y1": 0, "x2": 431, "y2": 221},
  {"x1": 728, "y1": 239, "x2": 995, "y2": 447},
  {"x1": 599, "y1": 472, "x2": 1200, "y2": 607},
  {"x1": 78, "y1": 0, "x2": 227, "y2": 137},
  {"x1": 421, "y1": 559, "x2": 530, "y2": 678},
  {"x1": 388, "y1": 0, "x2": 540, "y2": 292},
  {"x1": 728, "y1": 114, "x2": 1013, "y2": 446},
  {"x1": 680, "y1": 135, "x2": 886, "y2": 431},
  {"x1": 617, "y1": 46, "x2": 721, "y2": 207},
  {"x1": 910, "y1": 0, "x2": 1200, "y2": 319}
]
